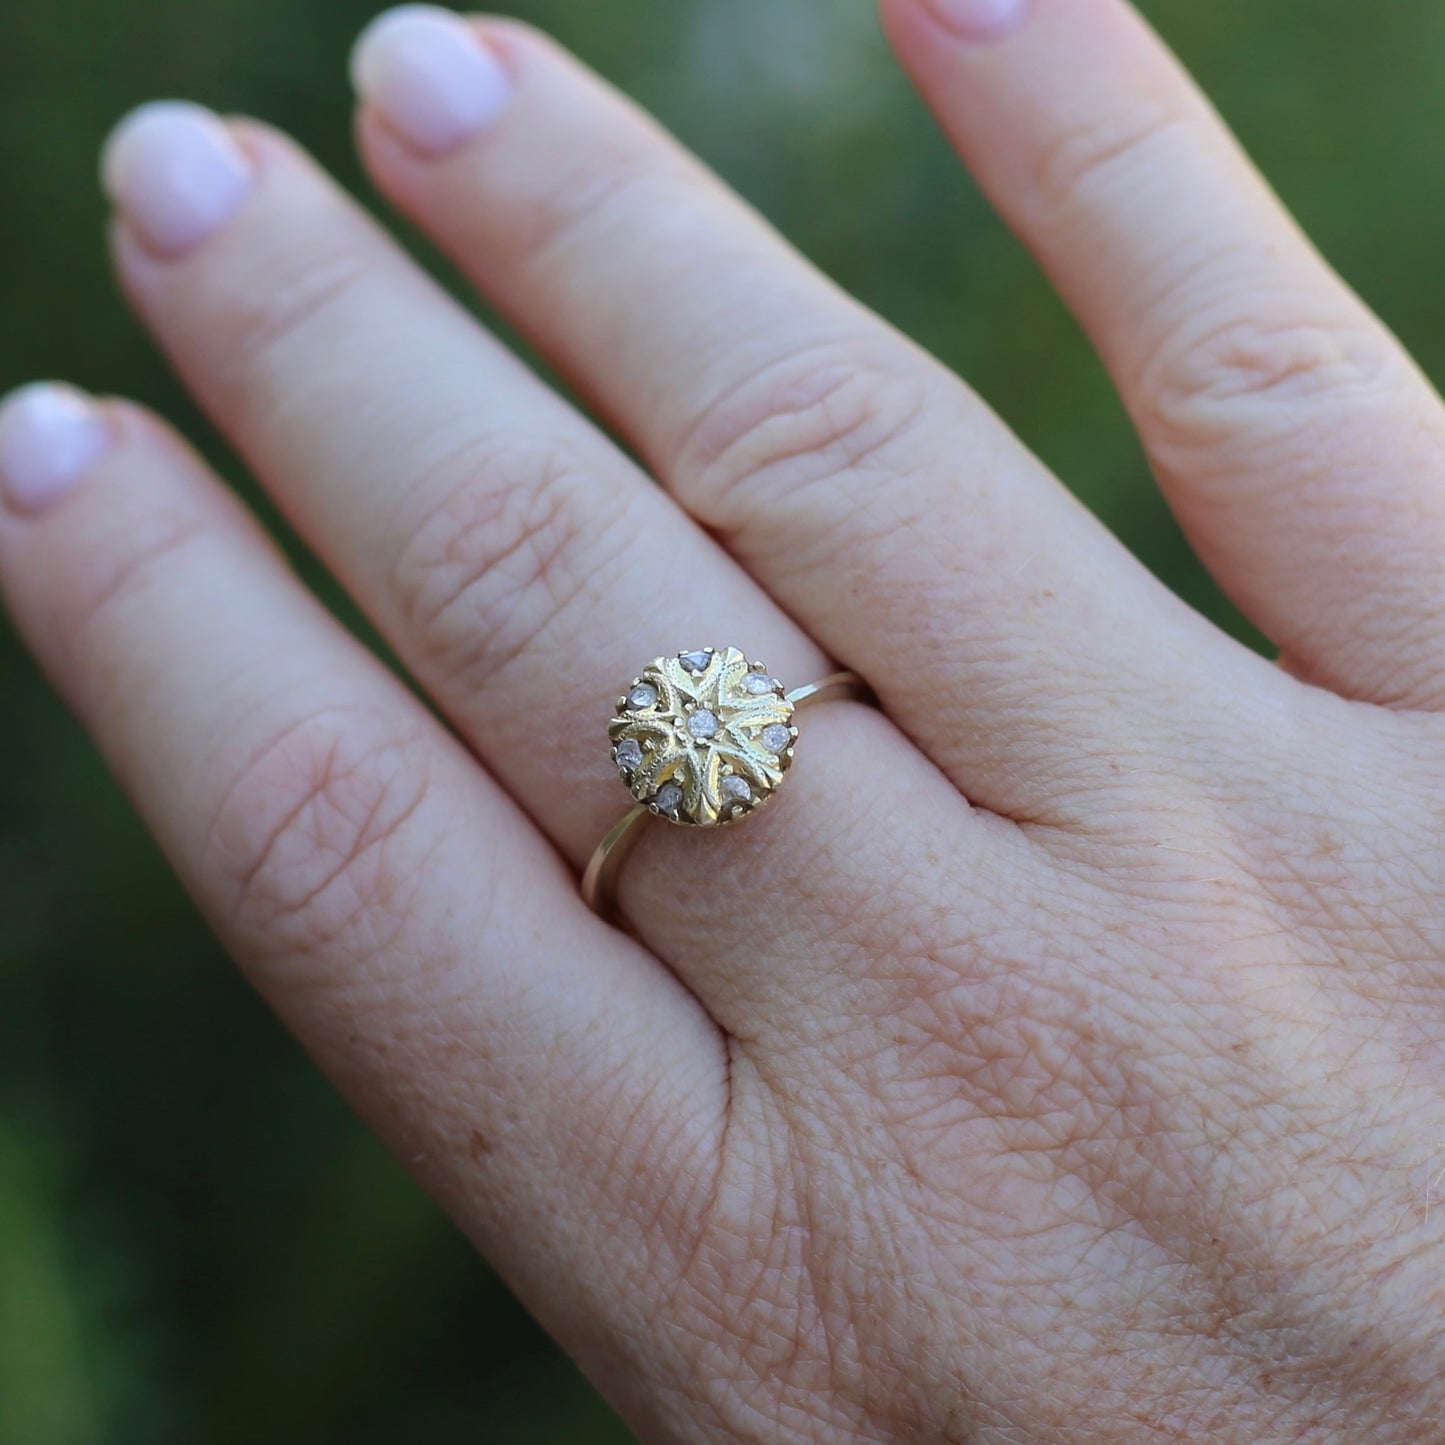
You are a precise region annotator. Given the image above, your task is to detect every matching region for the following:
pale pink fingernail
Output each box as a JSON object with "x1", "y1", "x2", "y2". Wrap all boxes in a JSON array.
[
  {"x1": 924, "y1": 0, "x2": 1031, "y2": 43},
  {"x1": 0, "y1": 384, "x2": 114, "y2": 516},
  {"x1": 350, "y1": 5, "x2": 512, "y2": 157},
  {"x1": 101, "y1": 101, "x2": 255, "y2": 256}
]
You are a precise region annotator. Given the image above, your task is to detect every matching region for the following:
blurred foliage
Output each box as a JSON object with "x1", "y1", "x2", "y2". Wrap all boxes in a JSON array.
[{"x1": 3, "y1": 0, "x2": 1445, "y2": 1440}]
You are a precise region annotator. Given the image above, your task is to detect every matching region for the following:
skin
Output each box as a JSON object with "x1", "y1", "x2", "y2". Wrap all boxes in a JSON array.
[{"x1": 5, "y1": 0, "x2": 1445, "y2": 1439}]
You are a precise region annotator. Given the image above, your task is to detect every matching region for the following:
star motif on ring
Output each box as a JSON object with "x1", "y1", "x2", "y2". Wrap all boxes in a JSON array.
[{"x1": 608, "y1": 646, "x2": 797, "y2": 826}]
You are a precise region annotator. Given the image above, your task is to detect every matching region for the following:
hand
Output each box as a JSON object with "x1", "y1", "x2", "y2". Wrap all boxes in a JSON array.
[{"x1": 3, "y1": 1, "x2": 1444, "y2": 1439}]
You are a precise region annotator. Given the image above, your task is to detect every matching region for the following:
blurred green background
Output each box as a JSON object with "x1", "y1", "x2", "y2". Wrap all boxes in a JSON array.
[{"x1": 3, "y1": 1, "x2": 1444, "y2": 1440}]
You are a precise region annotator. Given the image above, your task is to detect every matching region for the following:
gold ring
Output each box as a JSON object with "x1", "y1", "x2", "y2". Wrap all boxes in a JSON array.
[{"x1": 581, "y1": 646, "x2": 868, "y2": 926}]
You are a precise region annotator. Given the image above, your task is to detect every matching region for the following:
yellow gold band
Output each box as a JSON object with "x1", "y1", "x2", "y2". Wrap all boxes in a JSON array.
[{"x1": 582, "y1": 669, "x2": 868, "y2": 928}]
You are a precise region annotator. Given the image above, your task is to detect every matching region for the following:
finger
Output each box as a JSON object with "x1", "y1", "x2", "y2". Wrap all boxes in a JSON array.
[
  {"x1": 0, "y1": 384, "x2": 726, "y2": 1383},
  {"x1": 880, "y1": 0, "x2": 1445, "y2": 709},
  {"x1": 350, "y1": 9, "x2": 1238, "y2": 821},
  {"x1": 99, "y1": 101, "x2": 978, "y2": 1027},
  {"x1": 102, "y1": 102, "x2": 829, "y2": 844}
]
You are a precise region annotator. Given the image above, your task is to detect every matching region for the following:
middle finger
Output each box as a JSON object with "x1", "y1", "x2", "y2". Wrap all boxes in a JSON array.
[{"x1": 352, "y1": 13, "x2": 1261, "y2": 826}]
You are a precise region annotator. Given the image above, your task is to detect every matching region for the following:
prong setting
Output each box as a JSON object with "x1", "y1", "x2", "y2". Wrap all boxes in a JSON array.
[{"x1": 607, "y1": 646, "x2": 797, "y2": 826}]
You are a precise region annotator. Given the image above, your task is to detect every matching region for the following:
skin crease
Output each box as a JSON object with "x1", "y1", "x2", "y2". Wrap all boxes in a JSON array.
[{"x1": 6, "y1": 0, "x2": 1445, "y2": 1440}]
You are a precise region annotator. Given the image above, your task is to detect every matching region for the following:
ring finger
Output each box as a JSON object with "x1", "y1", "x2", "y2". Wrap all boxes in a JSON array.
[{"x1": 101, "y1": 100, "x2": 985, "y2": 1026}]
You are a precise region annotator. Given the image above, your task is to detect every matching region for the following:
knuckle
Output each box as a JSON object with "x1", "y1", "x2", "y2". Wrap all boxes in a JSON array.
[
  {"x1": 205, "y1": 243, "x2": 372, "y2": 396},
  {"x1": 1134, "y1": 302, "x2": 1404, "y2": 457},
  {"x1": 207, "y1": 708, "x2": 436, "y2": 958},
  {"x1": 676, "y1": 341, "x2": 931, "y2": 535},
  {"x1": 56, "y1": 509, "x2": 213, "y2": 658},
  {"x1": 1034, "y1": 101, "x2": 1193, "y2": 216},
  {"x1": 389, "y1": 436, "x2": 629, "y2": 694},
  {"x1": 513, "y1": 140, "x2": 675, "y2": 282}
]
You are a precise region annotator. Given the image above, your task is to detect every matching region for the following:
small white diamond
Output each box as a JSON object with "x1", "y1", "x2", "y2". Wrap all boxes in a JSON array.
[
  {"x1": 721, "y1": 775, "x2": 752, "y2": 803},
  {"x1": 655, "y1": 782, "x2": 684, "y2": 814},
  {"x1": 761, "y1": 723, "x2": 793, "y2": 753},
  {"x1": 744, "y1": 673, "x2": 776, "y2": 695},
  {"x1": 687, "y1": 709, "x2": 719, "y2": 740},
  {"x1": 628, "y1": 684, "x2": 658, "y2": 710},
  {"x1": 680, "y1": 650, "x2": 711, "y2": 672},
  {"x1": 615, "y1": 738, "x2": 643, "y2": 772}
]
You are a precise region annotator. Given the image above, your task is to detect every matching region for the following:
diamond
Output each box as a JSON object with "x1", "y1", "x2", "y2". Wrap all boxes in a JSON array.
[
  {"x1": 687, "y1": 708, "x2": 719, "y2": 740},
  {"x1": 761, "y1": 723, "x2": 793, "y2": 754},
  {"x1": 611, "y1": 649, "x2": 807, "y2": 827},
  {"x1": 721, "y1": 775, "x2": 752, "y2": 803}
]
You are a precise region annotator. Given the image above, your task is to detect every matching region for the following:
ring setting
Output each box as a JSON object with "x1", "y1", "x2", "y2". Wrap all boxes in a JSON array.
[
  {"x1": 609, "y1": 646, "x2": 797, "y2": 827},
  {"x1": 583, "y1": 645, "x2": 867, "y2": 925}
]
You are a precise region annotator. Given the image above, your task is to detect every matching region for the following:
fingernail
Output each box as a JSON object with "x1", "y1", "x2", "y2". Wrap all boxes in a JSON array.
[
  {"x1": 351, "y1": 6, "x2": 512, "y2": 157},
  {"x1": 0, "y1": 385, "x2": 114, "y2": 516},
  {"x1": 923, "y1": 0, "x2": 1031, "y2": 43},
  {"x1": 101, "y1": 101, "x2": 255, "y2": 256}
]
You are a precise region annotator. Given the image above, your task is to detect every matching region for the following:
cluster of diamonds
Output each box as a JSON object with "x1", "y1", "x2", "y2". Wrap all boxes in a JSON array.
[{"x1": 609, "y1": 647, "x2": 797, "y2": 827}]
